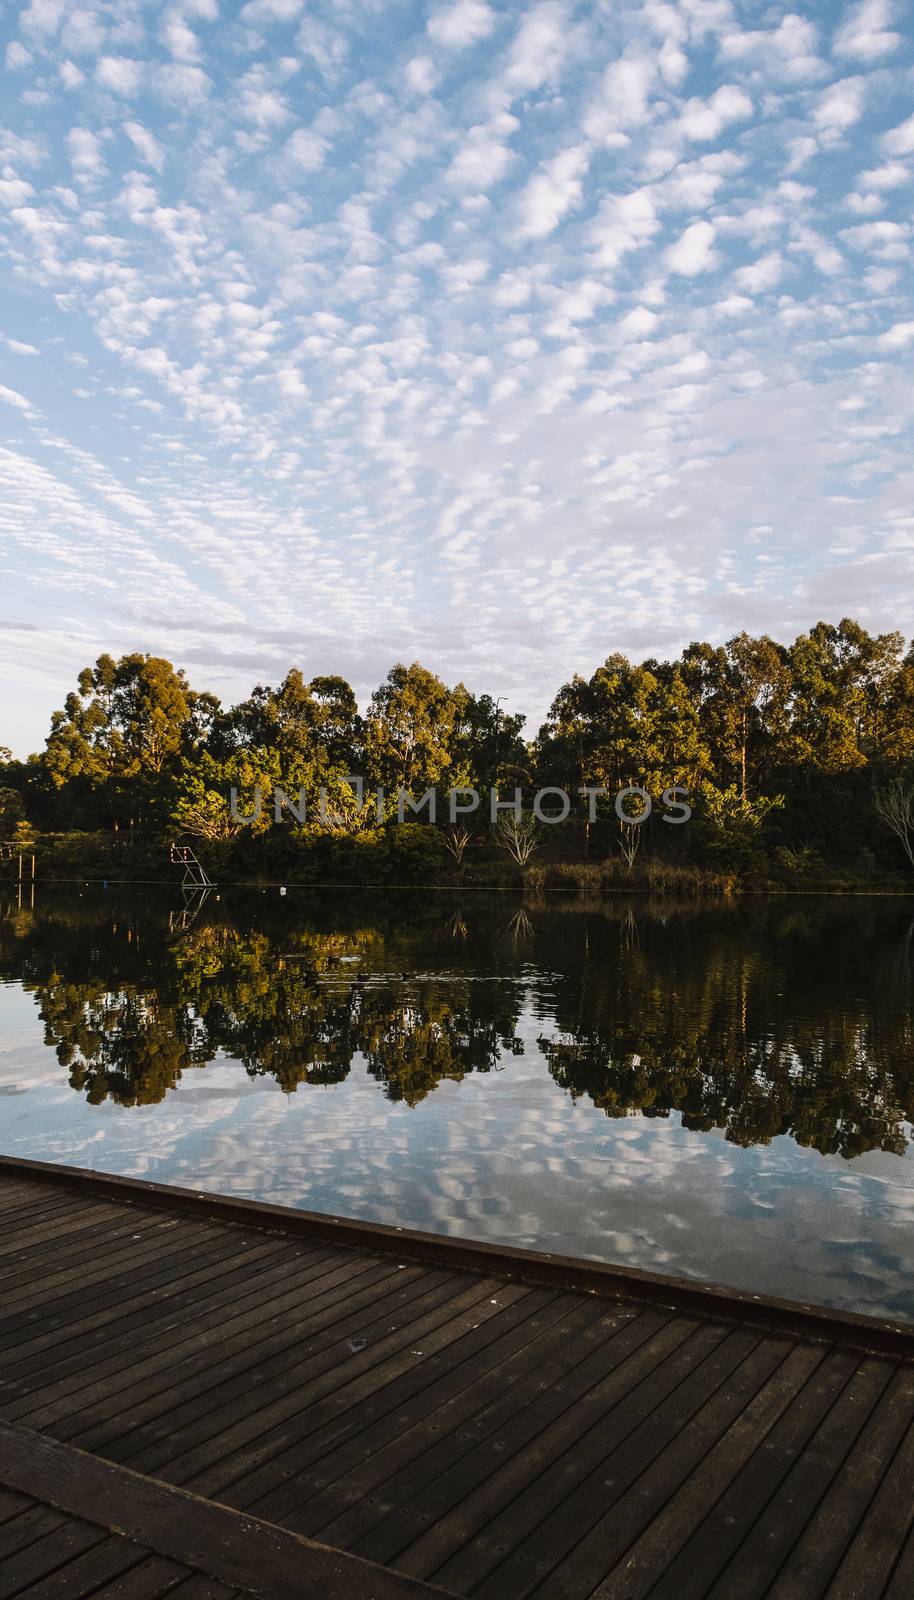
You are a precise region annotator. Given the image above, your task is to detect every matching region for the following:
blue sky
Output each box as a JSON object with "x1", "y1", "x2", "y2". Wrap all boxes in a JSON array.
[{"x1": 0, "y1": 0, "x2": 913, "y2": 756}]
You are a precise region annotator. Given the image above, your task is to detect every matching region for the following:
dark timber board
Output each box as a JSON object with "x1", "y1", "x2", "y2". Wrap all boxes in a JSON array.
[{"x1": 0, "y1": 1157, "x2": 913, "y2": 1598}]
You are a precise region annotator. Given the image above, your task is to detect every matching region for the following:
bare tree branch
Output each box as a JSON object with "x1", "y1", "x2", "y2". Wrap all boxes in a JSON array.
[{"x1": 875, "y1": 779, "x2": 914, "y2": 869}]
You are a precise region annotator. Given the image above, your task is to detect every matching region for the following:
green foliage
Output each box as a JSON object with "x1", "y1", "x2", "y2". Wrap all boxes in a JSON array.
[
  {"x1": 9, "y1": 618, "x2": 914, "y2": 885},
  {"x1": 693, "y1": 782, "x2": 784, "y2": 868},
  {"x1": 0, "y1": 787, "x2": 24, "y2": 837},
  {"x1": 170, "y1": 748, "x2": 282, "y2": 841},
  {"x1": 365, "y1": 662, "x2": 467, "y2": 792}
]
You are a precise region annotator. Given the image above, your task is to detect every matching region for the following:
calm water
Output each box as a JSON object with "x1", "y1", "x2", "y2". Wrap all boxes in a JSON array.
[{"x1": 2, "y1": 885, "x2": 914, "y2": 1319}]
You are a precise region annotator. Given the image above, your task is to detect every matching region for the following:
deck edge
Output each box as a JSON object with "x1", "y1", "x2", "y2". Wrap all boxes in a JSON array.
[{"x1": 0, "y1": 1154, "x2": 912, "y2": 1357}]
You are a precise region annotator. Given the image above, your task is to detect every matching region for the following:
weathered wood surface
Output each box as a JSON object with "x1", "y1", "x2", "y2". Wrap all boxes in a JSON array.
[{"x1": 1, "y1": 1157, "x2": 914, "y2": 1599}]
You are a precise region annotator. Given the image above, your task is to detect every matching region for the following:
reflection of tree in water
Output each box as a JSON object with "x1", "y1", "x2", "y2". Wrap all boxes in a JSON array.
[
  {"x1": 2, "y1": 897, "x2": 525, "y2": 1107},
  {"x1": 39, "y1": 980, "x2": 211, "y2": 1107},
  {"x1": 3, "y1": 891, "x2": 914, "y2": 1155},
  {"x1": 536, "y1": 905, "x2": 914, "y2": 1159},
  {"x1": 360, "y1": 979, "x2": 523, "y2": 1105}
]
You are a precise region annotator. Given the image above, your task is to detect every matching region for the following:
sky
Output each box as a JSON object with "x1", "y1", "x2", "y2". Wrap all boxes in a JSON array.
[{"x1": 0, "y1": 0, "x2": 913, "y2": 758}]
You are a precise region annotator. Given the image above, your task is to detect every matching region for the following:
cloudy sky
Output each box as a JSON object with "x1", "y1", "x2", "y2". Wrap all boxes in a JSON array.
[{"x1": 0, "y1": 0, "x2": 913, "y2": 755}]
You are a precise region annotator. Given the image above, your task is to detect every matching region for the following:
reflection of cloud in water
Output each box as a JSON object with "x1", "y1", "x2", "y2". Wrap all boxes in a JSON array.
[
  {"x1": 3, "y1": 891, "x2": 914, "y2": 1320},
  {"x1": 1, "y1": 1042, "x2": 913, "y2": 1319}
]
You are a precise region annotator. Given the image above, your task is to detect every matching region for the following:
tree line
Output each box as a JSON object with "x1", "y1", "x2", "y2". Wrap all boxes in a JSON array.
[{"x1": 2, "y1": 617, "x2": 914, "y2": 879}]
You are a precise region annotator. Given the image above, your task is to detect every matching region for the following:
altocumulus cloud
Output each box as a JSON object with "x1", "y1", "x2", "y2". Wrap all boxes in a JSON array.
[{"x1": 0, "y1": 0, "x2": 913, "y2": 754}]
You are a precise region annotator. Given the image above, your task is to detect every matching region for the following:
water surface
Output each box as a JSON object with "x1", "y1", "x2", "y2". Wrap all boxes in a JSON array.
[{"x1": 2, "y1": 885, "x2": 913, "y2": 1319}]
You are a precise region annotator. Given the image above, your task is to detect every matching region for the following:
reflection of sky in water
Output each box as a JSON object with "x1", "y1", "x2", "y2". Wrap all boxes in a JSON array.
[{"x1": 2, "y1": 977, "x2": 914, "y2": 1322}]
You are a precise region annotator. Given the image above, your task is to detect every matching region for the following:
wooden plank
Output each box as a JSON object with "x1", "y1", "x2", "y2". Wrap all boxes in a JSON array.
[
  {"x1": 187, "y1": 1277, "x2": 538, "y2": 1506},
  {"x1": 3, "y1": 1157, "x2": 913, "y2": 1356},
  {"x1": 0, "y1": 1219, "x2": 233, "y2": 1324},
  {"x1": 3, "y1": 1233, "x2": 311, "y2": 1390},
  {"x1": 0, "y1": 1223, "x2": 240, "y2": 1354},
  {"x1": 103, "y1": 1575, "x2": 237, "y2": 1600},
  {"x1": 0, "y1": 1230, "x2": 283, "y2": 1375},
  {"x1": 5, "y1": 1241, "x2": 338, "y2": 1426},
  {"x1": 71, "y1": 1258, "x2": 435, "y2": 1459},
  {"x1": 0, "y1": 1485, "x2": 32, "y2": 1525},
  {"x1": 0, "y1": 1200, "x2": 139, "y2": 1262},
  {"x1": 818, "y1": 1407, "x2": 914, "y2": 1599},
  {"x1": 0, "y1": 1420, "x2": 453, "y2": 1600},
  {"x1": 0, "y1": 1501, "x2": 68, "y2": 1558},
  {"x1": 49, "y1": 1250, "x2": 399, "y2": 1448},
  {"x1": 0, "y1": 1533, "x2": 155, "y2": 1600},
  {"x1": 78, "y1": 1562, "x2": 206, "y2": 1600},
  {"x1": 273, "y1": 1294, "x2": 637, "y2": 1542},
  {"x1": 705, "y1": 1353, "x2": 897, "y2": 1600},
  {"x1": 434, "y1": 1321, "x2": 762, "y2": 1598},
  {"x1": 0, "y1": 1518, "x2": 105, "y2": 1599},
  {"x1": 628, "y1": 1346, "x2": 861, "y2": 1600},
  {"x1": 117, "y1": 1269, "x2": 471, "y2": 1482},
  {"x1": 0, "y1": 1194, "x2": 100, "y2": 1236},
  {"x1": 751, "y1": 1365, "x2": 914, "y2": 1599},
  {"x1": 238, "y1": 1284, "x2": 567, "y2": 1524},
  {"x1": 884, "y1": 1523, "x2": 914, "y2": 1600},
  {"x1": 0, "y1": 1210, "x2": 183, "y2": 1290},
  {"x1": 329, "y1": 1306, "x2": 687, "y2": 1566},
  {"x1": 581, "y1": 1340, "x2": 825, "y2": 1600}
]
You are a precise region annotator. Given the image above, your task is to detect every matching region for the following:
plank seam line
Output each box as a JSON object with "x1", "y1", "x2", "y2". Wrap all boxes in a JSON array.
[
  {"x1": 642, "y1": 1344, "x2": 864, "y2": 1600},
  {"x1": 423, "y1": 1318, "x2": 761, "y2": 1592},
  {"x1": 747, "y1": 1356, "x2": 908, "y2": 1600}
]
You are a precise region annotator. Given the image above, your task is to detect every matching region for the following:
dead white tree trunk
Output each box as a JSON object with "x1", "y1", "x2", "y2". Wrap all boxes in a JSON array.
[
  {"x1": 874, "y1": 779, "x2": 914, "y2": 868},
  {"x1": 442, "y1": 824, "x2": 472, "y2": 866},
  {"x1": 617, "y1": 820, "x2": 642, "y2": 869},
  {"x1": 493, "y1": 812, "x2": 540, "y2": 868}
]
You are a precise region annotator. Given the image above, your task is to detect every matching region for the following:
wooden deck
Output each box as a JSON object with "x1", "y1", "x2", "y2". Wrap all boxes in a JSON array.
[{"x1": 1, "y1": 1158, "x2": 914, "y2": 1599}]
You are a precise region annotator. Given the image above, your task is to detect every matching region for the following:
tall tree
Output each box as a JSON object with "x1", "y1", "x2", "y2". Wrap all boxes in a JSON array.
[
  {"x1": 365, "y1": 662, "x2": 466, "y2": 792},
  {"x1": 43, "y1": 654, "x2": 214, "y2": 816}
]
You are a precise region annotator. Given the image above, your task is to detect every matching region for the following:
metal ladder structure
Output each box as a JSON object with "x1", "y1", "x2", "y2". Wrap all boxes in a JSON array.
[{"x1": 169, "y1": 841, "x2": 214, "y2": 889}]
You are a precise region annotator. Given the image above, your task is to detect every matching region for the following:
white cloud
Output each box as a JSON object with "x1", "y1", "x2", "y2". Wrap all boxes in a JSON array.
[
  {"x1": 676, "y1": 86, "x2": 753, "y2": 143},
  {"x1": 592, "y1": 188, "x2": 660, "y2": 267},
  {"x1": 19, "y1": 0, "x2": 65, "y2": 38},
  {"x1": 66, "y1": 127, "x2": 105, "y2": 183},
  {"x1": 833, "y1": 0, "x2": 902, "y2": 61},
  {"x1": 0, "y1": 177, "x2": 35, "y2": 206},
  {"x1": 881, "y1": 114, "x2": 914, "y2": 158},
  {"x1": 284, "y1": 126, "x2": 330, "y2": 173},
  {"x1": 241, "y1": 0, "x2": 305, "y2": 19},
  {"x1": 96, "y1": 57, "x2": 144, "y2": 98},
  {"x1": 0, "y1": 385, "x2": 37, "y2": 415},
  {"x1": 719, "y1": 14, "x2": 824, "y2": 82},
  {"x1": 665, "y1": 220, "x2": 718, "y2": 276},
  {"x1": 154, "y1": 64, "x2": 211, "y2": 106},
  {"x1": 878, "y1": 321, "x2": 914, "y2": 349},
  {"x1": 446, "y1": 122, "x2": 517, "y2": 189},
  {"x1": 498, "y1": 1, "x2": 570, "y2": 102},
  {"x1": 427, "y1": 0, "x2": 496, "y2": 49},
  {"x1": 405, "y1": 56, "x2": 439, "y2": 95},
  {"x1": 5, "y1": 41, "x2": 33, "y2": 70},
  {"x1": 585, "y1": 56, "x2": 656, "y2": 144},
  {"x1": 59, "y1": 60, "x2": 84, "y2": 89},
  {"x1": 516, "y1": 144, "x2": 590, "y2": 238},
  {"x1": 124, "y1": 122, "x2": 165, "y2": 173},
  {"x1": 618, "y1": 306, "x2": 658, "y2": 337},
  {"x1": 814, "y1": 77, "x2": 867, "y2": 134},
  {"x1": 733, "y1": 252, "x2": 784, "y2": 293}
]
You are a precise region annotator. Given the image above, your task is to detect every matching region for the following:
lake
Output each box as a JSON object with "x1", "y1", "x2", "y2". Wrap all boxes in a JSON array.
[{"x1": 1, "y1": 884, "x2": 913, "y2": 1320}]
